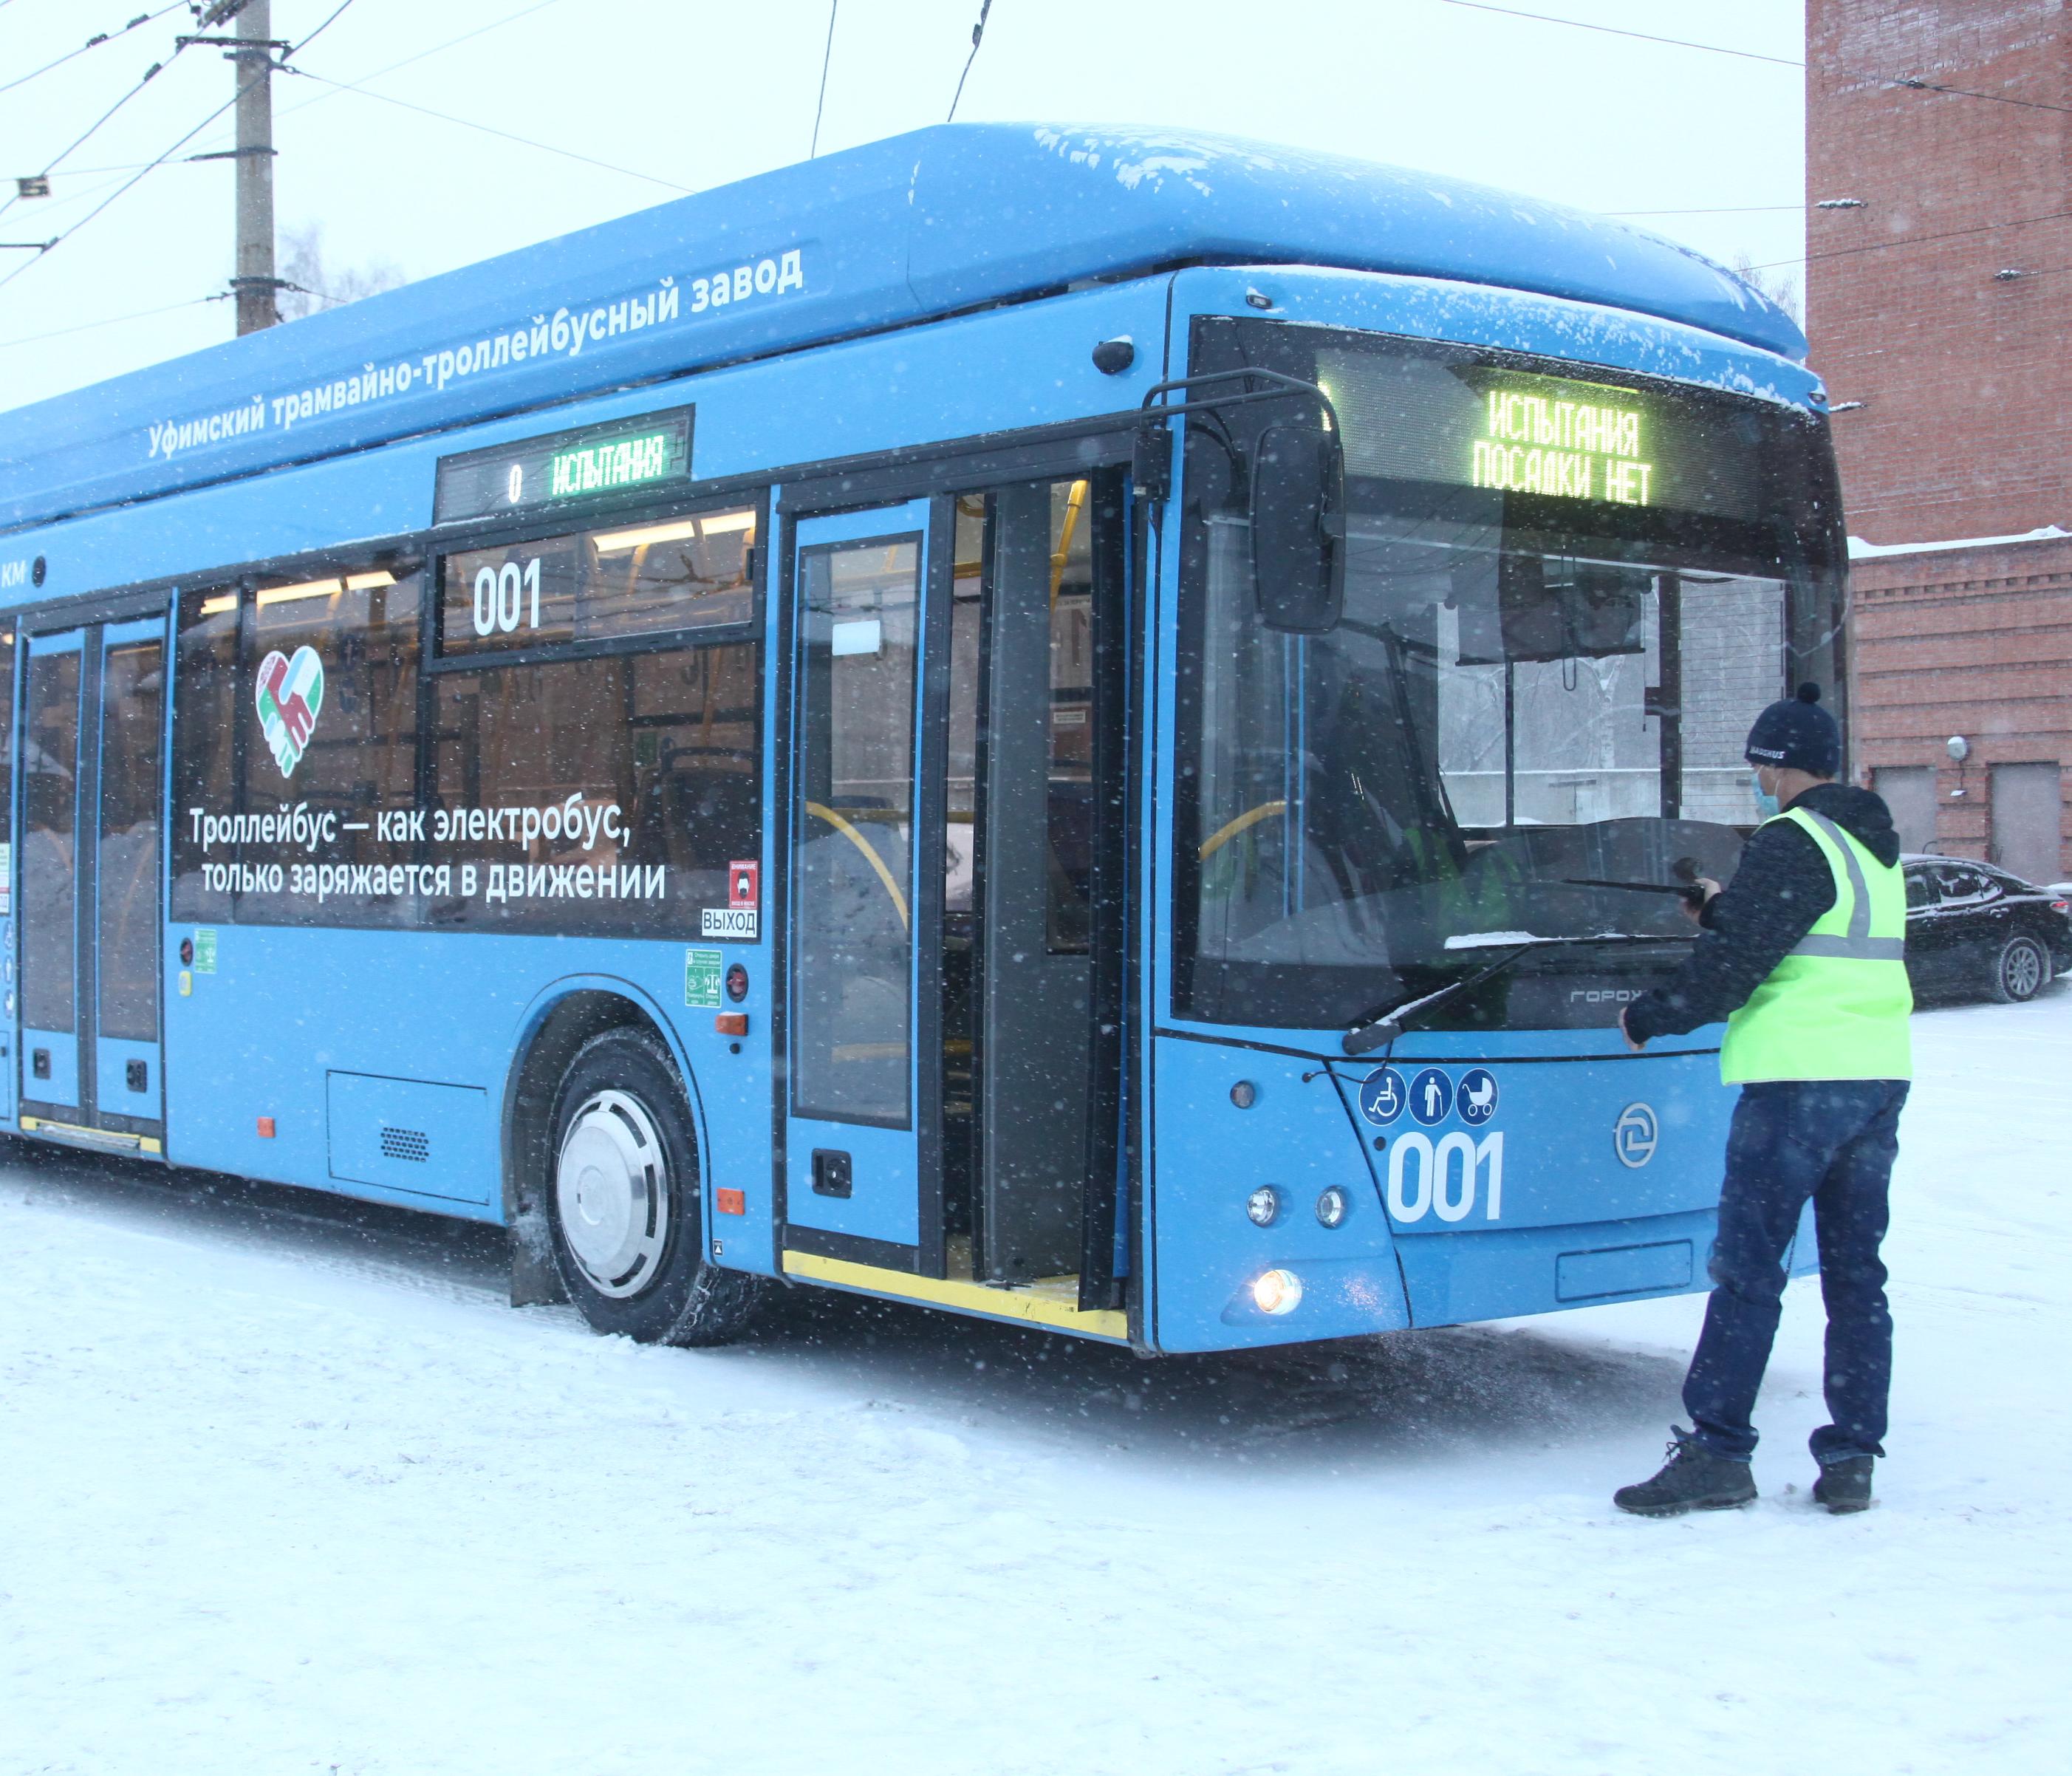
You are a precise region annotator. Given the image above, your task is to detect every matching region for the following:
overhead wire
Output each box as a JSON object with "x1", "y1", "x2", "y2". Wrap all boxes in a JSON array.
[
  {"x1": 0, "y1": 87, "x2": 242, "y2": 292},
  {"x1": 1440, "y1": 4, "x2": 2072, "y2": 270},
  {"x1": 280, "y1": 68, "x2": 695, "y2": 193},
  {"x1": 1437, "y1": 0, "x2": 2072, "y2": 117},
  {"x1": 0, "y1": 289, "x2": 225, "y2": 352},
  {"x1": 0, "y1": 33, "x2": 194, "y2": 228},
  {"x1": 0, "y1": 2, "x2": 190, "y2": 100},
  {"x1": 1438, "y1": 2, "x2": 1797, "y2": 69},
  {"x1": 810, "y1": 0, "x2": 837, "y2": 157},
  {"x1": 1746, "y1": 205, "x2": 2072, "y2": 273},
  {"x1": 273, "y1": 0, "x2": 572, "y2": 118},
  {"x1": 946, "y1": 0, "x2": 991, "y2": 123},
  {"x1": 289, "y1": 0, "x2": 363, "y2": 59},
  {"x1": 1609, "y1": 204, "x2": 1803, "y2": 219},
  {"x1": 55, "y1": 0, "x2": 578, "y2": 171},
  {"x1": 0, "y1": 0, "x2": 366, "y2": 295}
]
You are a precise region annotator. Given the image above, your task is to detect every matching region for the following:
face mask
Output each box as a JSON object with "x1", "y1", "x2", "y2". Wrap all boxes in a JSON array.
[{"x1": 1751, "y1": 768, "x2": 1780, "y2": 822}]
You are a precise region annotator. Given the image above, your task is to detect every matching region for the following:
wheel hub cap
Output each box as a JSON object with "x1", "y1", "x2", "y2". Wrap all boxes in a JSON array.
[
  {"x1": 556, "y1": 1089, "x2": 670, "y2": 1297},
  {"x1": 2009, "y1": 944, "x2": 2042, "y2": 995}
]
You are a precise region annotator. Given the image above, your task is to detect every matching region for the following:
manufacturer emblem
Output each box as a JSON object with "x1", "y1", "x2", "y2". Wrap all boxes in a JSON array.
[
  {"x1": 255, "y1": 645, "x2": 324, "y2": 777},
  {"x1": 1613, "y1": 1102, "x2": 1658, "y2": 1169}
]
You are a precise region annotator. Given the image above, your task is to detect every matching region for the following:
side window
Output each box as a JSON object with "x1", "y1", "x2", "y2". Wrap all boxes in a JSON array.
[
  {"x1": 440, "y1": 505, "x2": 756, "y2": 657},
  {"x1": 166, "y1": 496, "x2": 765, "y2": 935},
  {"x1": 172, "y1": 571, "x2": 423, "y2": 927},
  {"x1": 1045, "y1": 478, "x2": 1095, "y2": 952},
  {"x1": 248, "y1": 570, "x2": 423, "y2": 925},
  {"x1": 431, "y1": 640, "x2": 760, "y2": 933},
  {"x1": 1904, "y1": 870, "x2": 1936, "y2": 911},
  {"x1": 170, "y1": 586, "x2": 241, "y2": 923},
  {"x1": 0, "y1": 622, "x2": 14, "y2": 920},
  {"x1": 1932, "y1": 864, "x2": 1989, "y2": 905}
]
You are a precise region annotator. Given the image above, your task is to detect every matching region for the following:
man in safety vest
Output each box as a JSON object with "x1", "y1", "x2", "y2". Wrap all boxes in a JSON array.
[{"x1": 1613, "y1": 683, "x2": 1909, "y2": 1517}]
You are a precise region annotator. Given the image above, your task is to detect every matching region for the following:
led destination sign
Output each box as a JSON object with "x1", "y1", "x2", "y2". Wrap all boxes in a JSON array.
[
  {"x1": 1307, "y1": 345, "x2": 1774, "y2": 520},
  {"x1": 1471, "y1": 383, "x2": 1653, "y2": 506},
  {"x1": 434, "y1": 406, "x2": 693, "y2": 525},
  {"x1": 548, "y1": 431, "x2": 672, "y2": 499}
]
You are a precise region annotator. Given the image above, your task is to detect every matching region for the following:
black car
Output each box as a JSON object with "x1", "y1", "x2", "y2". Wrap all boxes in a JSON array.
[{"x1": 1903, "y1": 855, "x2": 2072, "y2": 1004}]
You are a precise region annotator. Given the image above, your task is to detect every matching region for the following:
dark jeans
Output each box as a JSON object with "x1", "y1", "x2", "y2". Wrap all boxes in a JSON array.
[{"x1": 1683, "y1": 1079, "x2": 1909, "y2": 1464}]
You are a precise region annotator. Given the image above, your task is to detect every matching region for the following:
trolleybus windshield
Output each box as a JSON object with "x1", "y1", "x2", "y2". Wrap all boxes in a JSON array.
[{"x1": 1175, "y1": 321, "x2": 1846, "y2": 1031}]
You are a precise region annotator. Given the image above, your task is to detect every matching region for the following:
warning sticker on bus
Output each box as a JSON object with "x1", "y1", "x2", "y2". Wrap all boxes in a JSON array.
[{"x1": 684, "y1": 947, "x2": 724, "y2": 1009}]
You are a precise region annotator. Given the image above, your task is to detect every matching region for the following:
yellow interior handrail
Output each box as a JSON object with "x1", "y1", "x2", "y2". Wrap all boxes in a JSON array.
[
  {"x1": 1050, "y1": 478, "x2": 1088, "y2": 608},
  {"x1": 1198, "y1": 799, "x2": 1288, "y2": 861},
  {"x1": 804, "y1": 799, "x2": 910, "y2": 930}
]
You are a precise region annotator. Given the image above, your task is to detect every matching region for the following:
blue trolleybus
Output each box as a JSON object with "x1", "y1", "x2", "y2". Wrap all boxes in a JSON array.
[{"x1": 0, "y1": 126, "x2": 1842, "y2": 1353}]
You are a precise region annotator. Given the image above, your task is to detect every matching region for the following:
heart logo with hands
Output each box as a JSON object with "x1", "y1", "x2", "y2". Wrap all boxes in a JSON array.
[{"x1": 255, "y1": 646, "x2": 325, "y2": 777}]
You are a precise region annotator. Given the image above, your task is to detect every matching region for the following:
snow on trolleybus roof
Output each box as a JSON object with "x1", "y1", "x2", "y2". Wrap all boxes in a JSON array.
[{"x1": 0, "y1": 123, "x2": 1804, "y2": 533}]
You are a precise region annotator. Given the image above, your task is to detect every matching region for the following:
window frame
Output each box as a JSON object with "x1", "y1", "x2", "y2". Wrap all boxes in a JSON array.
[
  {"x1": 1169, "y1": 315, "x2": 1846, "y2": 1031},
  {"x1": 163, "y1": 482, "x2": 773, "y2": 935},
  {"x1": 425, "y1": 488, "x2": 768, "y2": 677},
  {"x1": 1930, "y1": 863, "x2": 1996, "y2": 906},
  {"x1": 787, "y1": 525, "x2": 928, "y2": 1131}
]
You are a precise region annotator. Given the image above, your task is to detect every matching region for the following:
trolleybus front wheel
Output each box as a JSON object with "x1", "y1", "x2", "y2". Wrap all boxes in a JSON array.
[{"x1": 546, "y1": 1026, "x2": 762, "y2": 1346}]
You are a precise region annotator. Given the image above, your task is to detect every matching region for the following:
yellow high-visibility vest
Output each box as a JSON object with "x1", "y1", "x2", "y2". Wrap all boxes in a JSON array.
[{"x1": 1720, "y1": 806, "x2": 1913, "y2": 1084}]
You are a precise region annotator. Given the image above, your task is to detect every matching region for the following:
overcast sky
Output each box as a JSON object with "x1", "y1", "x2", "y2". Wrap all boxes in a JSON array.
[{"x1": 0, "y1": 0, "x2": 1805, "y2": 413}]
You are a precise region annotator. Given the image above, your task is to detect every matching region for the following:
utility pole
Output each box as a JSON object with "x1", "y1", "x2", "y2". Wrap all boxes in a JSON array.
[
  {"x1": 185, "y1": 1, "x2": 288, "y2": 331},
  {"x1": 229, "y1": 0, "x2": 280, "y2": 335}
]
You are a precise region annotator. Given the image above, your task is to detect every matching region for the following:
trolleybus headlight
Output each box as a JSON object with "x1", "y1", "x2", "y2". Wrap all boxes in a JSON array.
[
  {"x1": 1245, "y1": 1186, "x2": 1281, "y2": 1227},
  {"x1": 1252, "y1": 1268, "x2": 1303, "y2": 1314},
  {"x1": 1316, "y1": 1186, "x2": 1348, "y2": 1229}
]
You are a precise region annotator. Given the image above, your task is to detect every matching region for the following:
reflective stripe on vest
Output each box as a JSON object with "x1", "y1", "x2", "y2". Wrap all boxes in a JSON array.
[
  {"x1": 1787, "y1": 810, "x2": 1907, "y2": 961},
  {"x1": 1719, "y1": 805, "x2": 1912, "y2": 1085}
]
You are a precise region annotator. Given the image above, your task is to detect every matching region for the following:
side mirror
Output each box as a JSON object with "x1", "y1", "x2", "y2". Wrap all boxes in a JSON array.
[{"x1": 1249, "y1": 420, "x2": 1344, "y2": 633}]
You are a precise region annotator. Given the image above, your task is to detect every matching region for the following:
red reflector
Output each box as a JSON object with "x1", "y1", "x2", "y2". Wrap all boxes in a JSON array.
[
  {"x1": 715, "y1": 1187, "x2": 747, "y2": 1216},
  {"x1": 714, "y1": 1012, "x2": 749, "y2": 1037},
  {"x1": 256, "y1": 1116, "x2": 276, "y2": 1138},
  {"x1": 2053, "y1": 900, "x2": 2069, "y2": 914}
]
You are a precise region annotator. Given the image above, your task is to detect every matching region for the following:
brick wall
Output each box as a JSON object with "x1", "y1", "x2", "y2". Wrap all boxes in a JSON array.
[
  {"x1": 1806, "y1": 2, "x2": 2070, "y2": 544},
  {"x1": 1808, "y1": 2, "x2": 2071, "y2": 881},
  {"x1": 1848, "y1": 536, "x2": 2072, "y2": 876}
]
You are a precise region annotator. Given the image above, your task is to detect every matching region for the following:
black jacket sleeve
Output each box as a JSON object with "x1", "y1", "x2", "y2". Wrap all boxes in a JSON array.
[{"x1": 1622, "y1": 821, "x2": 1836, "y2": 1043}]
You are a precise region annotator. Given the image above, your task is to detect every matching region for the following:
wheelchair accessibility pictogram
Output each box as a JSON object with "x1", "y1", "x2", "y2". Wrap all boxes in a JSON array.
[{"x1": 1358, "y1": 1066, "x2": 1407, "y2": 1125}]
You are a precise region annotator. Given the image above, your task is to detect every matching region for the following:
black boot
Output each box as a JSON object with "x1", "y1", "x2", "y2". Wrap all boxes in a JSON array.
[
  {"x1": 1613, "y1": 1427, "x2": 1757, "y2": 1517},
  {"x1": 1812, "y1": 1455, "x2": 1874, "y2": 1514}
]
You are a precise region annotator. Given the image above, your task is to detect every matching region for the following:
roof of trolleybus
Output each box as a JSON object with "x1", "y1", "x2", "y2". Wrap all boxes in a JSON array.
[{"x1": 0, "y1": 123, "x2": 1808, "y2": 536}]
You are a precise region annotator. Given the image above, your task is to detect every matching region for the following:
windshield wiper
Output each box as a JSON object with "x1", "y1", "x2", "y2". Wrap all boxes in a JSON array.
[
  {"x1": 1340, "y1": 934, "x2": 1685, "y2": 1056},
  {"x1": 1565, "y1": 876, "x2": 1707, "y2": 909}
]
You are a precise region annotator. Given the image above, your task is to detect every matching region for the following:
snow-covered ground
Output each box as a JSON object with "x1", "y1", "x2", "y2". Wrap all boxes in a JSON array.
[{"x1": 4, "y1": 996, "x2": 2068, "y2": 1775}]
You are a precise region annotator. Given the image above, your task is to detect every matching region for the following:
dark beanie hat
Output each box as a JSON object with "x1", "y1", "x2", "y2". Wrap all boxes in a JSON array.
[{"x1": 1745, "y1": 683, "x2": 1840, "y2": 777}]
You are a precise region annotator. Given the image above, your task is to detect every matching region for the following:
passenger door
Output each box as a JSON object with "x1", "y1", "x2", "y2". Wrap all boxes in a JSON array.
[
  {"x1": 16, "y1": 617, "x2": 167, "y2": 1149},
  {"x1": 966, "y1": 480, "x2": 1103, "y2": 1284},
  {"x1": 782, "y1": 502, "x2": 945, "y2": 1267},
  {"x1": 0, "y1": 621, "x2": 14, "y2": 1125}
]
